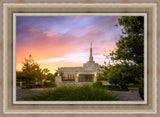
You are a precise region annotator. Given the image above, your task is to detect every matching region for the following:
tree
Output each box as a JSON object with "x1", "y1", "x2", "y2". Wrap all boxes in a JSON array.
[
  {"x1": 100, "y1": 63, "x2": 133, "y2": 89},
  {"x1": 42, "y1": 68, "x2": 50, "y2": 83},
  {"x1": 59, "y1": 71, "x2": 64, "y2": 79},
  {"x1": 111, "y1": 16, "x2": 144, "y2": 80},
  {"x1": 19, "y1": 55, "x2": 50, "y2": 86},
  {"x1": 16, "y1": 54, "x2": 58, "y2": 88},
  {"x1": 98, "y1": 65, "x2": 110, "y2": 81},
  {"x1": 42, "y1": 68, "x2": 50, "y2": 75},
  {"x1": 46, "y1": 73, "x2": 56, "y2": 82},
  {"x1": 99, "y1": 16, "x2": 144, "y2": 90},
  {"x1": 21, "y1": 55, "x2": 40, "y2": 85},
  {"x1": 110, "y1": 16, "x2": 144, "y2": 65}
]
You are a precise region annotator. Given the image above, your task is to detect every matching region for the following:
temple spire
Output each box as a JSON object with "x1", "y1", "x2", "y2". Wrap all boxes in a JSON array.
[
  {"x1": 90, "y1": 42, "x2": 92, "y2": 48},
  {"x1": 89, "y1": 42, "x2": 93, "y2": 61}
]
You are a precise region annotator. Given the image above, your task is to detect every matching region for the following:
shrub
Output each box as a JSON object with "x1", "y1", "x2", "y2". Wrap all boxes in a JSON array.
[
  {"x1": 24, "y1": 84, "x2": 118, "y2": 101},
  {"x1": 92, "y1": 81, "x2": 103, "y2": 88},
  {"x1": 16, "y1": 82, "x2": 20, "y2": 86},
  {"x1": 136, "y1": 77, "x2": 144, "y2": 100},
  {"x1": 51, "y1": 82, "x2": 57, "y2": 87},
  {"x1": 62, "y1": 79, "x2": 74, "y2": 81},
  {"x1": 26, "y1": 84, "x2": 35, "y2": 88},
  {"x1": 97, "y1": 78, "x2": 107, "y2": 81},
  {"x1": 43, "y1": 82, "x2": 56, "y2": 88},
  {"x1": 36, "y1": 84, "x2": 42, "y2": 88}
]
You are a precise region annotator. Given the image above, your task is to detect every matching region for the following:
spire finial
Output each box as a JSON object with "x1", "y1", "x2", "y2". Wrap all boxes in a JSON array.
[
  {"x1": 89, "y1": 42, "x2": 93, "y2": 61},
  {"x1": 90, "y1": 42, "x2": 92, "y2": 48}
]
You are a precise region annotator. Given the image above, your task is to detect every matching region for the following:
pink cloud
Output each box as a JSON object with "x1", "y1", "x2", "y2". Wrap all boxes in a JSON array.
[{"x1": 16, "y1": 21, "x2": 121, "y2": 73}]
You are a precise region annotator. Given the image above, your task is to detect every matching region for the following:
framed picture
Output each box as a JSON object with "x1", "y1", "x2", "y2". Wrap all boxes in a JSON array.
[
  {"x1": 1, "y1": 1, "x2": 159, "y2": 116},
  {"x1": 14, "y1": 13, "x2": 147, "y2": 104}
]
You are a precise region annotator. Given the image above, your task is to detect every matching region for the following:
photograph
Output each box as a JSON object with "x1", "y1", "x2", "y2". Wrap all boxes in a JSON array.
[
  {"x1": 1, "y1": 1, "x2": 158, "y2": 115},
  {"x1": 15, "y1": 15, "x2": 144, "y2": 101}
]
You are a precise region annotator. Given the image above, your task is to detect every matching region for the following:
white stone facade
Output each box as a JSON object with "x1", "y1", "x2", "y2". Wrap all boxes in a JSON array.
[{"x1": 58, "y1": 43, "x2": 99, "y2": 82}]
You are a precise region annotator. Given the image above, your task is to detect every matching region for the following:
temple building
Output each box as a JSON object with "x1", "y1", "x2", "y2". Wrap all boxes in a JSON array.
[{"x1": 58, "y1": 43, "x2": 99, "y2": 82}]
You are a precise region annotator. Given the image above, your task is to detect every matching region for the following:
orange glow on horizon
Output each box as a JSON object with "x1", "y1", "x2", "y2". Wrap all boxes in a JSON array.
[{"x1": 16, "y1": 16, "x2": 122, "y2": 73}]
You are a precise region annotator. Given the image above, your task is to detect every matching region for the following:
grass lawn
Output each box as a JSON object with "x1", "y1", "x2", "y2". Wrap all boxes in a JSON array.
[{"x1": 22, "y1": 84, "x2": 119, "y2": 101}]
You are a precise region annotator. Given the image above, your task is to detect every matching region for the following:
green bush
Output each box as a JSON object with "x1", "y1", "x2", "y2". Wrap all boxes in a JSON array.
[
  {"x1": 136, "y1": 77, "x2": 144, "y2": 100},
  {"x1": 26, "y1": 84, "x2": 35, "y2": 88},
  {"x1": 51, "y1": 82, "x2": 57, "y2": 87},
  {"x1": 24, "y1": 84, "x2": 118, "y2": 101},
  {"x1": 43, "y1": 82, "x2": 51, "y2": 87},
  {"x1": 43, "y1": 82, "x2": 56, "y2": 88},
  {"x1": 139, "y1": 86, "x2": 144, "y2": 100},
  {"x1": 97, "y1": 78, "x2": 107, "y2": 81},
  {"x1": 36, "y1": 84, "x2": 42, "y2": 88},
  {"x1": 62, "y1": 79, "x2": 75, "y2": 81},
  {"x1": 16, "y1": 82, "x2": 20, "y2": 86},
  {"x1": 92, "y1": 81, "x2": 103, "y2": 88}
]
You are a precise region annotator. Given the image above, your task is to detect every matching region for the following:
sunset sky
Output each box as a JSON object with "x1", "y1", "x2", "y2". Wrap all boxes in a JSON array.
[{"x1": 16, "y1": 16, "x2": 123, "y2": 73}]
